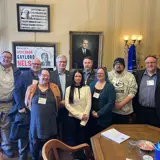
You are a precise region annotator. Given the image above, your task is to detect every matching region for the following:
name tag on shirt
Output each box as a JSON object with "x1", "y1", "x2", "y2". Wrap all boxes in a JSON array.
[
  {"x1": 116, "y1": 90, "x2": 124, "y2": 93},
  {"x1": 147, "y1": 80, "x2": 154, "y2": 86},
  {"x1": 93, "y1": 92, "x2": 100, "y2": 99},
  {"x1": 32, "y1": 80, "x2": 38, "y2": 84},
  {"x1": 38, "y1": 97, "x2": 47, "y2": 104}
]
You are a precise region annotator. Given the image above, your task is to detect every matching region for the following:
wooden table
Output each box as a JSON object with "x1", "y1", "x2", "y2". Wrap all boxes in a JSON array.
[{"x1": 91, "y1": 124, "x2": 160, "y2": 160}]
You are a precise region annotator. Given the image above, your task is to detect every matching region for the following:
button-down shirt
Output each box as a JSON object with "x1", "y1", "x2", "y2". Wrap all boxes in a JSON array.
[
  {"x1": 0, "y1": 64, "x2": 14, "y2": 112},
  {"x1": 58, "y1": 72, "x2": 66, "y2": 99},
  {"x1": 139, "y1": 70, "x2": 157, "y2": 108},
  {"x1": 83, "y1": 70, "x2": 91, "y2": 84},
  {"x1": 82, "y1": 48, "x2": 86, "y2": 54}
]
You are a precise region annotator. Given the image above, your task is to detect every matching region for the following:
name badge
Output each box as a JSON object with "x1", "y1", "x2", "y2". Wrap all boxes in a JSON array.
[
  {"x1": 147, "y1": 80, "x2": 154, "y2": 86},
  {"x1": 93, "y1": 92, "x2": 100, "y2": 99},
  {"x1": 32, "y1": 80, "x2": 38, "y2": 84},
  {"x1": 38, "y1": 97, "x2": 47, "y2": 104}
]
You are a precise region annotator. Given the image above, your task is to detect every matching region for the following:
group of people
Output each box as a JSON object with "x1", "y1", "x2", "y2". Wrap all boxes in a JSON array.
[{"x1": 0, "y1": 50, "x2": 160, "y2": 160}]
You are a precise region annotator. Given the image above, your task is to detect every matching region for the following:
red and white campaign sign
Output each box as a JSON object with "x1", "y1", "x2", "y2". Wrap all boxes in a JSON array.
[
  {"x1": 15, "y1": 46, "x2": 55, "y2": 68},
  {"x1": 16, "y1": 47, "x2": 35, "y2": 67}
]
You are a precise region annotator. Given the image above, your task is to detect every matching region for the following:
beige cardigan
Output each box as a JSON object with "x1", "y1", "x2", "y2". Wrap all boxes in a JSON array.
[{"x1": 25, "y1": 83, "x2": 61, "y2": 111}]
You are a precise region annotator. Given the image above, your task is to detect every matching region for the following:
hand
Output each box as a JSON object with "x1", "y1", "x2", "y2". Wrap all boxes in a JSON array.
[
  {"x1": 60, "y1": 100, "x2": 65, "y2": 105},
  {"x1": 0, "y1": 152, "x2": 3, "y2": 160},
  {"x1": 82, "y1": 114, "x2": 88, "y2": 121},
  {"x1": 115, "y1": 102, "x2": 124, "y2": 109},
  {"x1": 92, "y1": 111, "x2": 99, "y2": 118},
  {"x1": 18, "y1": 108, "x2": 26, "y2": 113},
  {"x1": 92, "y1": 110, "x2": 96, "y2": 116}
]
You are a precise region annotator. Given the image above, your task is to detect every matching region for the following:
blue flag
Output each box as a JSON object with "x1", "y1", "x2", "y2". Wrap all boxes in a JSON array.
[{"x1": 128, "y1": 44, "x2": 137, "y2": 72}]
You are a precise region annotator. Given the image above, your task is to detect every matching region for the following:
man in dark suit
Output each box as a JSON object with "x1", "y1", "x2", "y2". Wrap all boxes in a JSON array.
[
  {"x1": 83, "y1": 56, "x2": 95, "y2": 85},
  {"x1": 50, "y1": 55, "x2": 72, "y2": 141},
  {"x1": 73, "y1": 39, "x2": 92, "y2": 68},
  {"x1": 41, "y1": 52, "x2": 51, "y2": 67},
  {"x1": 133, "y1": 56, "x2": 160, "y2": 127}
]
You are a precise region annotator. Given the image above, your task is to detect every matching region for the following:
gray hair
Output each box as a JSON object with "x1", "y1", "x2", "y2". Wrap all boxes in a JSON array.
[{"x1": 56, "y1": 54, "x2": 67, "y2": 63}]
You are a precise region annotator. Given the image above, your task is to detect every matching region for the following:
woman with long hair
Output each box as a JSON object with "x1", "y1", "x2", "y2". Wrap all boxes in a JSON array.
[
  {"x1": 88, "y1": 67, "x2": 116, "y2": 138},
  {"x1": 65, "y1": 69, "x2": 91, "y2": 146}
]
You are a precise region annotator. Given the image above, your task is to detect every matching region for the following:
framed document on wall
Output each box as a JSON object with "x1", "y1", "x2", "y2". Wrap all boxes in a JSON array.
[
  {"x1": 17, "y1": 4, "x2": 50, "y2": 32},
  {"x1": 12, "y1": 42, "x2": 56, "y2": 70}
]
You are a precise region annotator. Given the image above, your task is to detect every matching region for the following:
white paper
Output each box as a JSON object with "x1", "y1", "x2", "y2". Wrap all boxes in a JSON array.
[{"x1": 101, "y1": 128, "x2": 130, "y2": 144}]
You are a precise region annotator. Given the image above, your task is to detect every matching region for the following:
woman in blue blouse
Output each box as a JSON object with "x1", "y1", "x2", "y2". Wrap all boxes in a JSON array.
[{"x1": 88, "y1": 67, "x2": 116, "y2": 138}]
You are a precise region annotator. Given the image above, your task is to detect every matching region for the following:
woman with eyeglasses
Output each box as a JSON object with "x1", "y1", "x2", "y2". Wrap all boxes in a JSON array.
[
  {"x1": 65, "y1": 69, "x2": 91, "y2": 146},
  {"x1": 25, "y1": 69, "x2": 61, "y2": 160},
  {"x1": 88, "y1": 67, "x2": 116, "y2": 138}
]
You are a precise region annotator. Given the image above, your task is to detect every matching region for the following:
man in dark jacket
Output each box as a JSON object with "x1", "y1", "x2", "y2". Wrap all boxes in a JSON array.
[
  {"x1": 11, "y1": 58, "x2": 41, "y2": 160},
  {"x1": 50, "y1": 55, "x2": 72, "y2": 142},
  {"x1": 133, "y1": 56, "x2": 160, "y2": 127},
  {"x1": 83, "y1": 56, "x2": 95, "y2": 85},
  {"x1": 73, "y1": 40, "x2": 92, "y2": 68},
  {"x1": 0, "y1": 51, "x2": 21, "y2": 157}
]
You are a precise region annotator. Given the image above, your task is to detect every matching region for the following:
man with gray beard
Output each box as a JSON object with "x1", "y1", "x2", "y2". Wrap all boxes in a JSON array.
[
  {"x1": 10, "y1": 58, "x2": 41, "y2": 160},
  {"x1": 83, "y1": 56, "x2": 95, "y2": 85}
]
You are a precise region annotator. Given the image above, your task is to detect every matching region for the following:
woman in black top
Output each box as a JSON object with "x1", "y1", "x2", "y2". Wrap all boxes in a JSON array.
[{"x1": 88, "y1": 67, "x2": 116, "y2": 139}]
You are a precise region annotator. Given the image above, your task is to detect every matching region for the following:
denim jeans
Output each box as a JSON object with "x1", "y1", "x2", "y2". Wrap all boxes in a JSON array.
[
  {"x1": 18, "y1": 138, "x2": 29, "y2": 160},
  {"x1": 0, "y1": 112, "x2": 12, "y2": 151}
]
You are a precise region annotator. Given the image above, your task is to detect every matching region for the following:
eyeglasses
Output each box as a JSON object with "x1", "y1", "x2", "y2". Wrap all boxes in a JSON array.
[
  {"x1": 58, "y1": 61, "x2": 67, "y2": 64},
  {"x1": 41, "y1": 74, "x2": 50, "y2": 78},
  {"x1": 2, "y1": 56, "x2": 12, "y2": 59},
  {"x1": 32, "y1": 63, "x2": 41, "y2": 66},
  {"x1": 145, "y1": 62, "x2": 156, "y2": 65},
  {"x1": 96, "y1": 73, "x2": 105, "y2": 75}
]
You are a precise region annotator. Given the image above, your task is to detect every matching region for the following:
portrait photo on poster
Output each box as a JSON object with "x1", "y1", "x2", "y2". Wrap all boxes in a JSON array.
[
  {"x1": 12, "y1": 42, "x2": 56, "y2": 70},
  {"x1": 17, "y1": 4, "x2": 50, "y2": 32},
  {"x1": 70, "y1": 31, "x2": 103, "y2": 69}
]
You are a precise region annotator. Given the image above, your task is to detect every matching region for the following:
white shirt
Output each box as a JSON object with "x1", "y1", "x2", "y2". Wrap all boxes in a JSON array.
[
  {"x1": 58, "y1": 72, "x2": 66, "y2": 99},
  {"x1": 82, "y1": 48, "x2": 86, "y2": 54},
  {"x1": 65, "y1": 85, "x2": 91, "y2": 126}
]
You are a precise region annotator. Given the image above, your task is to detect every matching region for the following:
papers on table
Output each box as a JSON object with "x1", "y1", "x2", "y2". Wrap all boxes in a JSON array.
[{"x1": 101, "y1": 128, "x2": 130, "y2": 144}]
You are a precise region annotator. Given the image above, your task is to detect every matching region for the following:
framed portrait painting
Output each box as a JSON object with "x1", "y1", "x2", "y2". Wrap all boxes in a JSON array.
[
  {"x1": 12, "y1": 42, "x2": 56, "y2": 70},
  {"x1": 17, "y1": 4, "x2": 50, "y2": 32},
  {"x1": 69, "y1": 31, "x2": 103, "y2": 69}
]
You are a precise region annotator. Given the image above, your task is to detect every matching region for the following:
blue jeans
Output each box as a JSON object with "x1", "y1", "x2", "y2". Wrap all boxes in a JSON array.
[
  {"x1": 18, "y1": 138, "x2": 29, "y2": 160},
  {"x1": 0, "y1": 112, "x2": 12, "y2": 151}
]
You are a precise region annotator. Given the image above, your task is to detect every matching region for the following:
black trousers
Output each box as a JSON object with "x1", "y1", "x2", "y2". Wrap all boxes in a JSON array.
[
  {"x1": 66, "y1": 117, "x2": 86, "y2": 146},
  {"x1": 136, "y1": 105, "x2": 160, "y2": 127},
  {"x1": 112, "y1": 113, "x2": 131, "y2": 124},
  {"x1": 30, "y1": 135, "x2": 56, "y2": 160},
  {"x1": 57, "y1": 106, "x2": 68, "y2": 142},
  {"x1": 87, "y1": 117, "x2": 106, "y2": 143}
]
